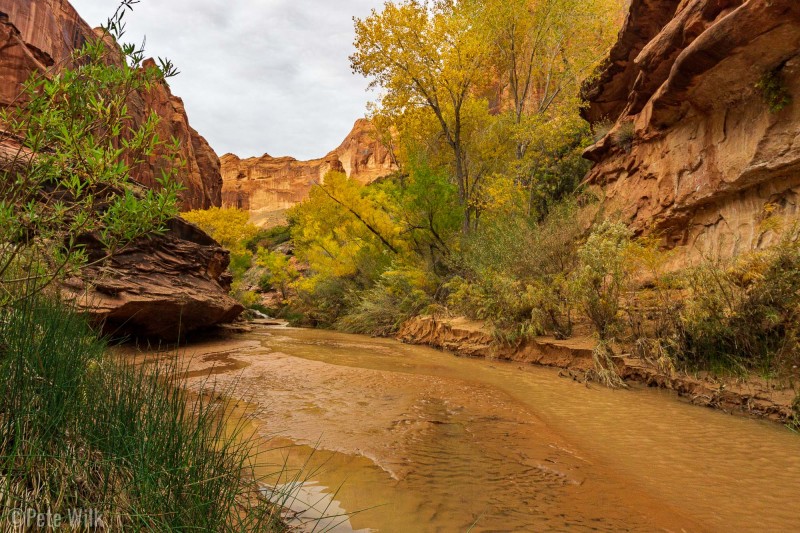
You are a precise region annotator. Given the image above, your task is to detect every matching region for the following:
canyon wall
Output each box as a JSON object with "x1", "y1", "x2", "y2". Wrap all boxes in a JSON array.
[
  {"x1": 222, "y1": 118, "x2": 396, "y2": 226},
  {"x1": 0, "y1": 0, "x2": 222, "y2": 210},
  {"x1": 0, "y1": 0, "x2": 240, "y2": 337},
  {"x1": 583, "y1": 0, "x2": 800, "y2": 261}
]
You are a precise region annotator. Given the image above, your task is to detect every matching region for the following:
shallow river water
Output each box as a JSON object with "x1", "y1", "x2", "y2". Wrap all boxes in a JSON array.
[{"x1": 171, "y1": 324, "x2": 800, "y2": 532}]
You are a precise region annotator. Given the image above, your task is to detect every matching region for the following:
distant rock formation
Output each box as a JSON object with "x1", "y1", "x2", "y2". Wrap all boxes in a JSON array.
[
  {"x1": 0, "y1": 0, "x2": 241, "y2": 337},
  {"x1": 222, "y1": 118, "x2": 397, "y2": 226},
  {"x1": 583, "y1": 0, "x2": 800, "y2": 261}
]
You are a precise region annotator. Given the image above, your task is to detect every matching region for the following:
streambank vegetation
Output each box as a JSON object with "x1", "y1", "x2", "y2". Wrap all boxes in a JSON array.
[
  {"x1": 0, "y1": 298, "x2": 284, "y2": 530},
  {"x1": 0, "y1": 4, "x2": 286, "y2": 528}
]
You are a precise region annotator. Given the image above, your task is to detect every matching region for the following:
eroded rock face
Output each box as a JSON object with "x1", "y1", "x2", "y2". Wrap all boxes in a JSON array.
[
  {"x1": 220, "y1": 152, "x2": 345, "y2": 227},
  {"x1": 333, "y1": 118, "x2": 397, "y2": 184},
  {"x1": 584, "y1": 0, "x2": 800, "y2": 261},
  {"x1": 0, "y1": 0, "x2": 241, "y2": 337},
  {"x1": 222, "y1": 119, "x2": 396, "y2": 226},
  {"x1": 0, "y1": 0, "x2": 223, "y2": 210},
  {"x1": 130, "y1": 58, "x2": 222, "y2": 211},
  {"x1": 64, "y1": 218, "x2": 243, "y2": 340}
]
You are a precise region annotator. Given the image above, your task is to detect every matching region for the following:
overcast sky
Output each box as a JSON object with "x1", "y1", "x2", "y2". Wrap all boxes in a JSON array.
[{"x1": 69, "y1": 0, "x2": 384, "y2": 160}]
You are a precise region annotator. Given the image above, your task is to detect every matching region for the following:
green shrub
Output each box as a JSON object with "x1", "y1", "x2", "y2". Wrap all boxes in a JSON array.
[
  {"x1": 790, "y1": 393, "x2": 800, "y2": 432},
  {"x1": 756, "y1": 68, "x2": 792, "y2": 113},
  {"x1": 571, "y1": 221, "x2": 633, "y2": 341},
  {"x1": 528, "y1": 274, "x2": 574, "y2": 340},
  {"x1": 246, "y1": 225, "x2": 292, "y2": 253},
  {"x1": 291, "y1": 275, "x2": 357, "y2": 328},
  {"x1": 612, "y1": 121, "x2": 635, "y2": 152},
  {"x1": 445, "y1": 271, "x2": 527, "y2": 326},
  {"x1": 232, "y1": 282, "x2": 261, "y2": 309},
  {"x1": 676, "y1": 228, "x2": 800, "y2": 376},
  {"x1": 336, "y1": 266, "x2": 435, "y2": 336},
  {"x1": 230, "y1": 250, "x2": 255, "y2": 280},
  {"x1": 571, "y1": 221, "x2": 636, "y2": 387},
  {"x1": 622, "y1": 237, "x2": 682, "y2": 374},
  {"x1": 451, "y1": 199, "x2": 586, "y2": 337},
  {"x1": 592, "y1": 119, "x2": 614, "y2": 143}
]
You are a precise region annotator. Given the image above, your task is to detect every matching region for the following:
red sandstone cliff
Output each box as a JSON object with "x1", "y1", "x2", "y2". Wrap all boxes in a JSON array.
[
  {"x1": 0, "y1": 0, "x2": 222, "y2": 210},
  {"x1": 131, "y1": 58, "x2": 222, "y2": 211},
  {"x1": 222, "y1": 118, "x2": 397, "y2": 226},
  {"x1": 0, "y1": 0, "x2": 240, "y2": 337},
  {"x1": 583, "y1": 0, "x2": 800, "y2": 261}
]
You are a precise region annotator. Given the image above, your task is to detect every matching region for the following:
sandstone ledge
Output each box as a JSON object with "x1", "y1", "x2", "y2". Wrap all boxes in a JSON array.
[
  {"x1": 397, "y1": 315, "x2": 797, "y2": 424},
  {"x1": 583, "y1": 0, "x2": 800, "y2": 261},
  {"x1": 64, "y1": 218, "x2": 244, "y2": 341}
]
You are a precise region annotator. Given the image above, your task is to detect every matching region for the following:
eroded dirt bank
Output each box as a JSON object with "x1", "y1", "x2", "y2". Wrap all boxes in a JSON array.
[{"x1": 397, "y1": 315, "x2": 798, "y2": 424}]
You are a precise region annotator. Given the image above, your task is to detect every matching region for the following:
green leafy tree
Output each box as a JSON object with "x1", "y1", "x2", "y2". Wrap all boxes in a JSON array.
[
  {"x1": 0, "y1": 2, "x2": 183, "y2": 305},
  {"x1": 476, "y1": 0, "x2": 625, "y2": 216},
  {"x1": 352, "y1": 0, "x2": 492, "y2": 233},
  {"x1": 256, "y1": 249, "x2": 300, "y2": 300}
]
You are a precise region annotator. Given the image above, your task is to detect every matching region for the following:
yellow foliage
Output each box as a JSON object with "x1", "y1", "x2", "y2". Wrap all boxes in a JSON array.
[
  {"x1": 473, "y1": 174, "x2": 527, "y2": 216},
  {"x1": 353, "y1": 0, "x2": 626, "y2": 227},
  {"x1": 289, "y1": 172, "x2": 405, "y2": 280},
  {"x1": 256, "y1": 249, "x2": 300, "y2": 299},
  {"x1": 352, "y1": 0, "x2": 494, "y2": 230},
  {"x1": 182, "y1": 207, "x2": 259, "y2": 253}
]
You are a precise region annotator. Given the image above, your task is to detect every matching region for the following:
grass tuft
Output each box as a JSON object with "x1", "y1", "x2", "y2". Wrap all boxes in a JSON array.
[{"x1": 0, "y1": 296, "x2": 285, "y2": 531}]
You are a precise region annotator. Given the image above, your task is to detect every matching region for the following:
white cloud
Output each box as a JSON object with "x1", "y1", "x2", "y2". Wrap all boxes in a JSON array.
[{"x1": 69, "y1": 0, "x2": 383, "y2": 160}]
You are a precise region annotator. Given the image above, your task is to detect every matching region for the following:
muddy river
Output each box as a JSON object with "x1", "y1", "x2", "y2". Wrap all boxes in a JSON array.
[{"x1": 169, "y1": 324, "x2": 800, "y2": 532}]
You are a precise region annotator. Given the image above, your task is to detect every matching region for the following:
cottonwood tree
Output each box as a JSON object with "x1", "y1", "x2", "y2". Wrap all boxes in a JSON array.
[
  {"x1": 290, "y1": 171, "x2": 404, "y2": 276},
  {"x1": 0, "y1": 2, "x2": 183, "y2": 305},
  {"x1": 351, "y1": 0, "x2": 492, "y2": 234},
  {"x1": 477, "y1": 0, "x2": 625, "y2": 216}
]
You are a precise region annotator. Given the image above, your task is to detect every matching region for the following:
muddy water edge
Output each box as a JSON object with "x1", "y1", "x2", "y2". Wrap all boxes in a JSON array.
[{"x1": 125, "y1": 324, "x2": 800, "y2": 532}]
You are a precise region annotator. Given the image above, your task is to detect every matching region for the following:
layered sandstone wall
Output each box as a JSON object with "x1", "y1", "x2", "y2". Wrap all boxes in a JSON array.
[
  {"x1": 0, "y1": 0, "x2": 222, "y2": 210},
  {"x1": 583, "y1": 0, "x2": 800, "y2": 261},
  {"x1": 220, "y1": 152, "x2": 345, "y2": 219},
  {"x1": 222, "y1": 119, "x2": 396, "y2": 226}
]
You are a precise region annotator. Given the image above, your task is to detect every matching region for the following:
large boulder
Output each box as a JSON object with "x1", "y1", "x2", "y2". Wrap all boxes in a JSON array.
[
  {"x1": 583, "y1": 0, "x2": 800, "y2": 261},
  {"x1": 64, "y1": 219, "x2": 243, "y2": 341}
]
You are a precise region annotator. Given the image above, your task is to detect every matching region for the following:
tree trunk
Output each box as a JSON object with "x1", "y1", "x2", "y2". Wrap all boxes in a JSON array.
[{"x1": 453, "y1": 139, "x2": 471, "y2": 235}]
